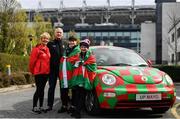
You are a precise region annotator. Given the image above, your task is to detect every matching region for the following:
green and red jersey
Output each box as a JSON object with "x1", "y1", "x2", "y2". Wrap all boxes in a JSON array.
[
  {"x1": 59, "y1": 45, "x2": 81, "y2": 88},
  {"x1": 71, "y1": 50, "x2": 97, "y2": 90}
]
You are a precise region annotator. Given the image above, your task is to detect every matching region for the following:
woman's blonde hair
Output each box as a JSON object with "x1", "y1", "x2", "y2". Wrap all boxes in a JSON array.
[{"x1": 40, "y1": 32, "x2": 51, "y2": 39}]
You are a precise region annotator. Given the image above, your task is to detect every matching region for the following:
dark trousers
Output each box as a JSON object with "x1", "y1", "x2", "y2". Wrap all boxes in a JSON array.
[
  {"x1": 47, "y1": 69, "x2": 58, "y2": 108},
  {"x1": 72, "y1": 86, "x2": 86, "y2": 114},
  {"x1": 60, "y1": 88, "x2": 69, "y2": 107},
  {"x1": 33, "y1": 74, "x2": 48, "y2": 108}
]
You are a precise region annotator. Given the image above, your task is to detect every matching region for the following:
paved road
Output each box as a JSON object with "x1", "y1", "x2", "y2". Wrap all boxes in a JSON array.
[
  {"x1": 0, "y1": 84, "x2": 179, "y2": 118},
  {"x1": 175, "y1": 83, "x2": 180, "y2": 103}
]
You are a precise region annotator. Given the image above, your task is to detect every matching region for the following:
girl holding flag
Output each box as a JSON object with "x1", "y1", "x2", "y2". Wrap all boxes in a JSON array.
[
  {"x1": 58, "y1": 36, "x2": 81, "y2": 113},
  {"x1": 70, "y1": 39, "x2": 97, "y2": 118}
]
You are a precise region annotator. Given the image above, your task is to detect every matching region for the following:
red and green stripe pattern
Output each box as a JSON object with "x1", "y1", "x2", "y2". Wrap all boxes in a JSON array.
[
  {"x1": 71, "y1": 50, "x2": 97, "y2": 90},
  {"x1": 93, "y1": 66, "x2": 176, "y2": 109},
  {"x1": 59, "y1": 45, "x2": 81, "y2": 88}
]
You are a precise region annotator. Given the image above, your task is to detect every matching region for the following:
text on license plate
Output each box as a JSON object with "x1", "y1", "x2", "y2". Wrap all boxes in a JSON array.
[{"x1": 136, "y1": 94, "x2": 161, "y2": 101}]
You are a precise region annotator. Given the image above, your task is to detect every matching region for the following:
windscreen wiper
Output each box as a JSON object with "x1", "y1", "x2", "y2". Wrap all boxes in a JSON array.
[
  {"x1": 109, "y1": 63, "x2": 132, "y2": 66},
  {"x1": 134, "y1": 64, "x2": 148, "y2": 67}
]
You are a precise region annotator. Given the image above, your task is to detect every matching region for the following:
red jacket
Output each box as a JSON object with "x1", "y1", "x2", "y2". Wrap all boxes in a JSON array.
[{"x1": 29, "y1": 44, "x2": 50, "y2": 75}]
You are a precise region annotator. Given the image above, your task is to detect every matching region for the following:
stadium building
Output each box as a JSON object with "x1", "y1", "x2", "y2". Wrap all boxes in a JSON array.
[{"x1": 25, "y1": 0, "x2": 180, "y2": 64}]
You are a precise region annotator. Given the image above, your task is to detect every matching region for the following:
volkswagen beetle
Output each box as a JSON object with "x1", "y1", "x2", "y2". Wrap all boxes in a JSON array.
[{"x1": 85, "y1": 46, "x2": 176, "y2": 115}]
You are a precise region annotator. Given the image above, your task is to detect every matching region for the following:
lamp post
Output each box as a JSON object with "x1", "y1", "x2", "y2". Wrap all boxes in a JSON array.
[{"x1": 28, "y1": 34, "x2": 33, "y2": 52}]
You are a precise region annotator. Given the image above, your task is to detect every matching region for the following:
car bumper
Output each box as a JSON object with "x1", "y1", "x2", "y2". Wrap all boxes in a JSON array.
[{"x1": 95, "y1": 84, "x2": 176, "y2": 109}]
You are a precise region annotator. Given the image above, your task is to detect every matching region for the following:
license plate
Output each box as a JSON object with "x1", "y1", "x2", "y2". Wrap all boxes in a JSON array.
[{"x1": 136, "y1": 94, "x2": 161, "y2": 101}]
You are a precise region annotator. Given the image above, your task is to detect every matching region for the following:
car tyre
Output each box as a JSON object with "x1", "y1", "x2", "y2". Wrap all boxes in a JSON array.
[{"x1": 85, "y1": 90, "x2": 100, "y2": 115}]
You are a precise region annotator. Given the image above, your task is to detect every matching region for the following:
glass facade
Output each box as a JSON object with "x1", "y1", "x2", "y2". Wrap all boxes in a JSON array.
[{"x1": 63, "y1": 25, "x2": 141, "y2": 52}]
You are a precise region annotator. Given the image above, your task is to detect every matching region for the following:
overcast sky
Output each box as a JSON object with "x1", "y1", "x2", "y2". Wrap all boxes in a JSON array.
[{"x1": 18, "y1": 0, "x2": 156, "y2": 9}]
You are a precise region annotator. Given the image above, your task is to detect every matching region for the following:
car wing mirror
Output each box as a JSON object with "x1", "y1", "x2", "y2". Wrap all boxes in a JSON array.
[{"x1": 147, "y1": 59, "x2": 152, "y2": 67}]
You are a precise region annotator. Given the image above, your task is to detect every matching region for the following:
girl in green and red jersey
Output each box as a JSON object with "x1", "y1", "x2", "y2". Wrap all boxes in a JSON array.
[
  {"x1": 58, "y1": 36, "x2": 80, "y2": 113},
  {"x1": 70, "y1": 39, "x2": 97, "y2": 118}
]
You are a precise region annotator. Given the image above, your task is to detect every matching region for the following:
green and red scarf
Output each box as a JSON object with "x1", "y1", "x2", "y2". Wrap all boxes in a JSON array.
[
  {"x1": 59, "y1": 45, "x2": 81, "y2": 88},
  {"x1": 71, "y1": 50, "x2": 97, "y2": 90}
]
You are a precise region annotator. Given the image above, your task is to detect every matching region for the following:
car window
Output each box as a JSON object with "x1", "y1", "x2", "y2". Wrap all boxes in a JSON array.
[{"x1": 92, "y1": 47, "x2": 148, "y2": 66}]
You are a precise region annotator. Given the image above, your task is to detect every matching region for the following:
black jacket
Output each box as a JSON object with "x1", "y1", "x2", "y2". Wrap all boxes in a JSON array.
[{"x1": 47, "y1": 39, "x2": 66, "y2": 70}]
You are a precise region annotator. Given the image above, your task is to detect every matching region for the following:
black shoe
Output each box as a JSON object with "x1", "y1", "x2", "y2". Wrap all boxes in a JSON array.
[
  {"x1": 57, "y1": 106, "x2": 67, "y2": 113},
  {"x1": 71, "y1": 112, "x2": 81, "y2": 118},
  {"x1": 45, "y1": 106, "x2": 52, "y2": 112},
  {"x1": 68, "y1": 106, "x2": 75, "y2": 114},
  {"x1": 39, "y1": 107, "x2": 47, "y2": 113},
  {"x1": 32, "y1": 107, "x2": 41, "y2": 114}
]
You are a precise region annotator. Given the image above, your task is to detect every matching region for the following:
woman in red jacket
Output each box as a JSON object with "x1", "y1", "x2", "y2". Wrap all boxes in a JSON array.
[{"x1": 29, "y1": 32, "x2": 51, "y2": 114}]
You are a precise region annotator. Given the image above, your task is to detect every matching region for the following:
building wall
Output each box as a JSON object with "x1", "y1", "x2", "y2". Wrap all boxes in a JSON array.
[
  {"x1": 155, "y1": 0, "x2": 176, "y2": 64},
  {"x1": 168, "y1": 20, "x2": 180, "y2": 65},
  {"x1": 162, "y1": 3, "x2": 180, "y2": 64},
  {"x1": 141, "y1": 22, "x2": 156, "y2": 63}
]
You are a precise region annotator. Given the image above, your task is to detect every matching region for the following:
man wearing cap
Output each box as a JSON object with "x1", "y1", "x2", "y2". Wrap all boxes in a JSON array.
[
  {"x1": 70, "y1": 39, "x2": 97, "y2": 118},
  {"x1": 58, "y1": 36, "x2": 81, "y2": 113}
]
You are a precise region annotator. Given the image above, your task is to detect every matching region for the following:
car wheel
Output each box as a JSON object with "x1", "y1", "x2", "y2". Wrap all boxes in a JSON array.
[
  {"x1": 85, "y1": 90, "x2": 100, "y2": 115},
  {"x1": 151, "y1": 107, "x2": 169, "y2": 113}
]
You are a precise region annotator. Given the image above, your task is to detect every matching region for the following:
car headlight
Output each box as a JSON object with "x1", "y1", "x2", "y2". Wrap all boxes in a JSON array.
[
  {"x1": 102, "y1": 74, "x2": 116, "y2": 85},
  {"x1": 164, "y1": 74, "x2": 173, "y2": 85}
]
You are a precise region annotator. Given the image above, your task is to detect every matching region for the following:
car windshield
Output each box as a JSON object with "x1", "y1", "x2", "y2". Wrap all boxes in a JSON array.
[{"x1": 91, "y1": 47, "x2": 148, "y2": 66}]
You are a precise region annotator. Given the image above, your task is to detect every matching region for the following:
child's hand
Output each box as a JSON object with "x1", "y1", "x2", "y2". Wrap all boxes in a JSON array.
[{"x1": 74, "y1": 61, "x2": 80, "y2": 67}]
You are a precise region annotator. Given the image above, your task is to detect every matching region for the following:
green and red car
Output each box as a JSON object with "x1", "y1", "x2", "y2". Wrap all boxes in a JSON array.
[{"x1": 85, "y1": 46, "x2": 176, "y2": 114}]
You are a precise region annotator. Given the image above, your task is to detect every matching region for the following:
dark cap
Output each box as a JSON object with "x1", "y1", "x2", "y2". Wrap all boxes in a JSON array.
[{"x1": 68, "y1": 36, "x2": 78, "y2": 41}]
